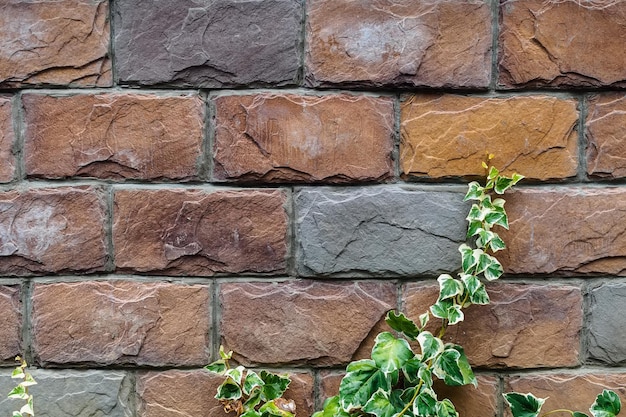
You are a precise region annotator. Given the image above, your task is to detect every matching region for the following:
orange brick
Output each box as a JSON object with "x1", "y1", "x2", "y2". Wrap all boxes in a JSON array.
[{"x1": 586, "y1": 93, "x2": 626, "y2": 178}]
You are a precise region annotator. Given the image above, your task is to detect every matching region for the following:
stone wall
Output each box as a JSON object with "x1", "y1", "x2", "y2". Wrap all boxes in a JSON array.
[{"x1": 0, "y1": 1, "x2": 625, "y2": 416}]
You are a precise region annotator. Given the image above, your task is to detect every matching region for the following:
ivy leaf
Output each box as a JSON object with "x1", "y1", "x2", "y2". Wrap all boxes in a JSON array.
[
  {"x1": 590, "y1": 390, "x2": 621, "y2": 417},
  {"x1": 460, "y1": 274, "x2": 489, "y2": 305},
  {"x1": 503, "y1": 392, "x2": 546, "y2": 417},
  {"x1": 216, "y1": 378, "x2": 242, "y2": 400},
  {"x1": 413, "y1": 387, "x2": 438, "y2": 417},
  {"x1": 488, "y1": 235, "x2": 507, "y2": 252},
  {"x1": 436, "y1": 398, "x2": 459, "y2": 417},
  {"x1": 467, "y1": 220, "x2": 483, "y2": 238},
  {"x1": 339, "y1": 359, "x2": 390, "y2": 411},
  {"x1": 437, "y1": 274, "x2": 464, "y2": 301},
  {"x1": 260, "y1": 371, "x2": 291, "y2": 402},
  {"x1": 464, "y1": 182, "x2": 483, "y2": 201},
  {"x1": 12, "y1": 412, "x2": 22, "y2": 417},
  {"x1": 371, "y1": 332, "x2": 415, "y2": 374},
  {"x1": 11, "y1": 368, "x2": 25, "y2": 379},
  {"x1": 313, "y1": 396, "x2": 350, "y2": 417},
  {"x1": 205, "y1": 359, "x2": 227, "y2": 374},
  {"x1": 433, "y1": 345, "x2": 476, "y2": 387},
  {"x1": 7, "y1": 385, "x2": 28, "y2": 400},
  {"x1": 244, "y1": 390, "x2": 262, "y2": 411},
  {"x1": 363, "y1": 389, "x2": 399, "y2": 417},
  {"x1": 385, "y1": 311, "x2": 420, "y2": 340},
  {"x1": 419, "y1": 312, "x2": 430, "y2": 329},
  {"x1": 466, "y1": 204, "x2": 483, "y2": 222},
  {"x1": 430, "y1": 299, "x2": 464, "y2": 325},
  {"x1": 19, "y1": 399, "x2": 34, "y2": 417},
  {"x1": 417, "y1": 331, "x2": 444, "y2": 362},
  {"x1": 482, "y1": 256, "x2": 504, "y2": 281},
  {"x1": 459, "y1": 244, "x2": 478, "y2": 273},
  {"x1": 258, "y1": 399, "x2": 296, "y2": 417},
  {"x1": 219, "y1": 345, "x2": 233, "y2": 360},
  {"x1": 243, "y1": 370, "x2": 265, "y2": 396},
  {"x1": 574, "y1": 413, "x2": 590, "y2": 417},
  {"x1": 401, "y1": 357, "x2": 424, "y2": 385},
  {"x1": 485, "y1": 209, "x2": 509, "y2": 229},
  {"x1": 241, "y1": 410, "x2": 262, "y2": 417},
  {"x1": 225, "y1": 366, "x2": 245, "y2": 385}
]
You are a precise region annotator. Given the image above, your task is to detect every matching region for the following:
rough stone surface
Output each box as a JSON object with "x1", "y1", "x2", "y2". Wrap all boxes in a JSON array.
[
  {"x1": 0, "y1": 187, "x2": 107, "y2": 275},
  {"x1": 0, "y1": 369, "x2": 131, "y2": 417},
  {"x1": 113, "y1": 189, "x2": 288, "y2": 276},
  {"x1": 0, "y1": 0, "x2": 111, "y2": 87},
  {"x1": 505, "y1": 373, "x2": 626, "y2": 417},
  {"x1": 586, "y1": 93, "x2": 626, "y2": 178},
  {"x1": 404, "y1": 283, "x2": 582, "y2": 368},
  {"x1": 32, "y1": 281, "x2": 211, "y2": 366},
  {"x1": 0, "y1": 286, "x2": 20, "y2": 363},
  {"x1": 137, "y1": 370, "x2": 312, "y2": 417},
  {"x1": 0, "y1": 97, "x2": 15, "y2": 182},
  {"x1": 114, "y1": 0, "x2": 302, "y2": 87},
  {"x1": 306, "y1": 0, "x2": 492, "y2": 88},
  {"x1": 400, "y1": 94, "x2": 579, "y2": 180},
  {"x1": 23, "y1": 93, "x2": 204, "y2": 180},
  {"x1": 500, "y1": 188, "x2": 626, "y2": 275},
  {"x1": 220, "y1": 281, "x2": 396, "y2": 366},
  {"x1": 588, "y1": 283, "x2": 626, "y2": 364},
  {"x1": 213, "y1": 93, "x2": 394, "y2": 183},
  {"x1": 295, "y1": 187, "x2": 468, "y2": 277},
  {"x1": 499, "y1": 0, "x2": 626, "y2": 88}
]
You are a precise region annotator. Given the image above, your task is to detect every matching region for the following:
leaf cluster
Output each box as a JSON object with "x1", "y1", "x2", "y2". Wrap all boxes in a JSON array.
[
  {"x1": 206, "y1": 346, "x2": 296, "y2": 417},
  {"x1": 504, "y1": 390, "x2": 621, "y2": 417},
  {"x1": 7, "y1": 356, "x2": 36, "y2": 417}
]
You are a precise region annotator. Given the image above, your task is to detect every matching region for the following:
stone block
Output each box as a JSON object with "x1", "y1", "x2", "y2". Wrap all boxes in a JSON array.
[
  {"x1": 0, "y1": 286, "x2": 20, "y2": 363},
  {"x1": 0, "y1": 97, "x2": 15, "y2": 182},
  {"x1": 586, "y1": 93, "x2": 626, "y2": 178},
  {"x1": 588, "y1": 283, "x2": 626, "y2": 364}
]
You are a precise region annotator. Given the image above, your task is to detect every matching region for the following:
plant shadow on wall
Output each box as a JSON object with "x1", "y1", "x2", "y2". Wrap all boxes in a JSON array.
[{"x1": 206, "y1": 161, "x2": 622, "y2": 417}]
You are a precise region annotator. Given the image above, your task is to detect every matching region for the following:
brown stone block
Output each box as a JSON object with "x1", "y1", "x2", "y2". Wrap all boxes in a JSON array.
[
  {"x1": 586, "y1": 93, "x2": 626, "y2": 178},
  {"x1": 504, "y1": 373, "x2": 626, "y2": 417},
  {"x1": 404, "y1": 283, "x2": 582, "y2": 368},
  {"x1": 500, "y1": 187, "x2": 626, "y2": 275},
  {"x1": 306, "y1": 0, "x2": 492, "y2": 88},
  {"x1": 113, "y1": 189, "x2": 288, "y2": 276},
  {"x1": 23, "y1": 93, "x2": 204, "y2": 180},
  {"x1": 220, "y1": 281, "x2": 396, "y2": 366},
  {"x1": 0, "y1": 0, "x2": 111, "y2": 87},
  {"x1": 499, "y1": 0, "x2": 626, "y2": 88},
  {"x1": 400, "y1": 94, "x2": 579, "y2": 180},
  {"x1": 0, "y1": 286, "x2": 21, "y2": 363},
  {"x1": 0, "y1": 186, "x2": 107, "y2": 275},
  {"x1": 32, "y1": 281, "x2": 211, "y2": 366},
  {"x1": 0, "y1": 97, "x2": 15, "y2": 183},
  {"x1": 213, "y1": 93, "x2": 394, "y2": 183}
]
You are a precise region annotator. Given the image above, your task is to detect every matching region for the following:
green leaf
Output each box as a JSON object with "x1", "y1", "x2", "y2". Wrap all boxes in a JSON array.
[
  {"x1": 488, "y1": 235, "x2": 506, "y2": 252},
  {"x1": 258, "y1": 399, "x2": 295, "y2": 417},
  {"x1": 21, "y1": 374, "x2": 36, "y2": 387},
  {"x1": 371, "y1": 332, "x2": 415, "y2": 373},
  {"x1": 437, "y1": 274, "x2": 464, "y2": 301},
  {"x1": 488, "y1": 166, "x2": 500, "y2": 180},
  {"x1": 225, "y1": 366, "x2": 245, "y2": 385},
  {"x1": 467, "y1": 220, "x2": 483, "y2": 238},
  {"x1": 8, "y1": 385, "x2": 28, "y2": 400},
  {"x1": 436, "y1": 398, "x2": 459, "y2": 417},
  {"x1": 20, "y1": 398, "x2": 34, "y2": 417},
  {"x1": 219, "y1": 345, "x2": 233, "y2": 360},
  {"x1": 459, "y1": 244, "x2": 478, "y2": 274},
  {"x1": 417, "y1": 331, "x2": 444, "y2": 362},
  {"x1": 483, "y1": 256, "x2": 504, "y2": 281},
  {"x1": 574, "y1": 413, "x2": 590, "y2": 417},
  {"x1": 401, "y1": 357, "x2": 424, "y2": 385},
  {"x1": 385, "y1": 311, "x2": 420, "y2": 340},
  {"x1": 419, "y1": 312, "x2": 430, "y2": 329},
  {"x1": 590, "y1": 390, "x2": 621, "y2": 417},
  {"x1": 11, "y1": 368, "x2": 25, "y2": 379},
  {"x1": 464, "y1": 182, "x2": 483, "y2": 201},
  {"x1": 260, "y1": 371, "x2": 291, "y2": 402},
  {"x1": 315, "y1": 396, "x2": 350, "y2": 417},
  {"x1": 363, "y1": 389, "x2": 398, "y2": 417},
  {"x1": 243, "y1": 370, "x2": 265, "y2": 396},
  {"x1": 414, "y1": 387, "x2": 438, "y2": 417},
  {"x1": 339, "y1": 359, "x2": 390, "y2": 411},
  {"x1": 433, "y1": 345, "x2": 476, "y2": 387},
  {"x1": 484, "y1": 210, "x2": 508, "y2": 229},
  {"x1": 430, "y1": 299, "x2": 464, "y2": 325},
  {"x1": 494, "y1": 176, "x2": 514, "y2": 194},
  {"x1": 466, "y1": 204, "x2": 483, "y2": 222},
  {"x1": 244, "y1": 390, "x2": 262, "y2": 411},
  {"x1": 205, "y1": 359, "x2": 227, "y2": 374},
  {"x1": 503, "y1": 392, "x2": 546, "y2": 417},
  {"x1": 241, "y1": 410, "x2": 262, "y2": 417},
  {"x1": 216, "y1": 378, "x2": 242, "y2": 400},
  {"x1": 460, "y1": 274, "x2": 489, "y2": 305},
  {"x1": 11, "y1": 412, "x2": 22, "y2": 417}
]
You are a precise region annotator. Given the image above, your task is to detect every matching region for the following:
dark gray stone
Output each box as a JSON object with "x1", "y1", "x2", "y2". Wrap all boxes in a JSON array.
[
  {"x1": 0, "y1": 369, "x2": 131, "y2": 417},
  {"x1": 588, "y1": 283, "x2": 626, "y2": 364},
  {"x1": 113, "y1": 0, "x2": 302, "y2": 87},
  {"x1": 295, "y1": 186, "x2": 469, "y2": 277}
]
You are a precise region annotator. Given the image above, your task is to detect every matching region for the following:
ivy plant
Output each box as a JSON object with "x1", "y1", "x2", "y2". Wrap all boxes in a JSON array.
[
  {"x1": 504, "y1": 389, "x2": 621, "y2": 417},
  {"x1": 7, "y1": 356, "x2": 37, "y2": 417}
]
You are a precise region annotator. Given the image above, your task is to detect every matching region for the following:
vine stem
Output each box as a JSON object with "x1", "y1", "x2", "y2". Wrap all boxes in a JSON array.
[{"x1": 541, "y1": 409, "x2": 575, "y2": 417}]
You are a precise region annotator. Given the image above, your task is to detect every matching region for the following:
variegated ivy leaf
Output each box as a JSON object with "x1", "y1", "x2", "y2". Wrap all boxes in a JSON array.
[
  {"x1": 433, "y1": 345, "x2": 476, "y2": 387},
  {"x1": 419, "y1": 312, "x2": 430, "y2": 329},
  {"x1": 494, "y1": 173, "x2": 524, "y2": 194},
  {"x1": 205, "y1": 359, "x2": 228, "y2": 374},
  {"x1": 19, "y1": 399, "x2": 34, "y2": 417},
  {"x1": 484, "y1": 209, "x2": 508, "y2": 229},
  {"x1": 401, "y1": 357, "x2": 425, "y2": 385},
  {"x1": 243, "y1": 370, "x2": 265, "y2": 396},
  {"x1": 436, "y1": 398, "x2": 459, "y2": 417},
  {"x1": 216, "y1": 378, "x2": 242, "y2": 400},
  {"x1": 460, "y1": 274, "x2": 489, "y2": 305},
  {"x1": 417, "y1": 331, "x2": 444, "y2": 362},
  {"x1": 437, "y1": 274, "x2": 464, "y2": 301},
  {"x1": 11, "y1": 368, "x2": 25, "y2": 379},
  {"x1": 590, "y1": 390, "x2": 621, "y2": 417},
  {"x1": 371, "y1": 332, "x2": 415, "y2": 374},
  {"x1": 241, "y1": 410, "x2": 262, "y2": 417},
  {"x1": 466, "y1": 220, "x2": 483, "y2": 238},
  {"x1": 503, "y1": 392, "x2": 546, "y2": 417},
  {"x1": 225, "y1": 366, "x2": 245, "y2": 385},
  {"x1": 7, "y1": 385, "x2": 28, "y2": 400},
  {"x1": 339, "y1": 359, "x2": 393, "y2": 411},
  {"x1": 459, "y1": 244, "x2": 478, "y2": 273},
  {"x1": 219, "y1": 345, "x2": 233, "y2": 360},
  {"x1": 363, "y1": 389, "x2": 398, "y2": 417},
  {"x1": 464, "y1": 182, "x2": 483, "y2": 201},
  {"x1": 258, "y1": 399, "x2": 296, "y2": 417},
  {"x1": 385, "y1": 311, "x2": 420, "y2": 340},
  {"x1": 260, "y1": 371, "x2": 291, "y2": 401},
  {"x1": 413, "y1": 387, "x2": 438, "y2": 417},
  {"x1": 574, "y1": 413, "x2": 590, "y2": 417},
  {"x1": 466, "y1": 204, "x2": 483, "y2": 222},
  {"x1": 481, "y1": 255, "x2": 503, "y2": 281},
  {"x1": 313, "y1": 396, "x2": 350, "y2": 417},
  {"x1": 430, "y1": 299, "x2": 464, "y2": 325}
]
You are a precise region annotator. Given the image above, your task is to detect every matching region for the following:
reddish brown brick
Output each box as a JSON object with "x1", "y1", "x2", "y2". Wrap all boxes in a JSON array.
[
  {"x1": 306, "y1": 0, "x2": 492, "y2": 88},
  {"x1": 220, "y1": 281, "x2": 396, "y2": 366},
  {"x1": 213, "y1": 93, "x2": 394, "y2": 183},
  {"x1": 501, "y1": 188, "x2": 626, "y2": 275},
  {"x1": 0, "y1": 286, "x2": 21, "y2": 363},
  {"x1": 32, "y1": 281, "x2": 210, "y2": 366},
  {"x1": 400, "y1": 94, "x2": 579, "y2": 180},
  {"x1": 0, "y1": 186, "x2": 107, "y2": 275},
  {"x1": 586, "y1": 93, "x2": 626, "y2": 178},
  {"x1": 113, "y1": 189, "x2": 288, "y2": 276},
  {"x1": 23, "y1": 93, "x2": 204, "y2": 180},
  {"x1": 0, "y1": 97, "x2": 15, "y2": 183},
  {"x1": 0, "y1": 0, "x2": 111, "y2": 87},
  {"x1": 499, "y1": 0, "x2": 626, "y2": 88},
  {"x1": 505, "y1": 373, "x2": 626, "y2": 417},
  {"x1": 404, "y1": 283, "x2": 582, "y2": 368}
]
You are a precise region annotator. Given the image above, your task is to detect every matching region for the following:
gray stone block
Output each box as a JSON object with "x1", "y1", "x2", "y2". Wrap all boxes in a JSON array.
[
  {"x1": 113, "y1": 0, "x2": 302, "y2": 87},
  {"x1": 0, "y1": 369, "x2": 131, "y2": 417},
  {"x1": 295, "y1": 186, "x2": 469, "y2": 277},
  {"x1": 588, "y1": 283, "x2": 626, "y2": 364}
]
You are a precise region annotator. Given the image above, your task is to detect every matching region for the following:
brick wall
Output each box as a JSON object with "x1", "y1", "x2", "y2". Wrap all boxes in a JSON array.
[{"x1": 0, "y1": 1, "x2": 625, "y2": 417}]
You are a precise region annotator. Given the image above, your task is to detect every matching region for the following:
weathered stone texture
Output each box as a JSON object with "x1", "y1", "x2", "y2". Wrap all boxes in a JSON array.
[
  {"x1": 0, "y1": 0, "x2": 111, "y2": 87},
  {"x1": 588, "y1": 283, "x2": 626, "y2": 364},
  {"x1": 295, "y1": 187, "x2": 468, "y2": 277},
  {"x1": 220, "y1": 281, "x2": 396, "y2": 366},
  {"x1": 32, "y1": 281, "x2": 210, "y2": 366},
  {"x1": 0, "y1": 187, "x2": 107, "y2": 275},
  {"x1": 505, "y1": 373, "x2": 626, "y2": 417},
  {"x1": 404, "y1": 283, "x2": 582, "y2": 368},
  {"x1": 213, "y1": 93, "x2": 394, "y2": 183},
  {"x1": 23, "y1": 93, "x2": 204, "y2": 180},
  {"x1": 500, "y1": 188, "x2": 626, "y2": 275},
  {"x1": 114, "y1": 189, "x2": 288, "y2": 276},
  {"x1": 0, "y1": 286, "x2": 20, "y2": 363},
  {"x1": 306, "y1": 0, "x2": 492, "y2": 88},
  {"x1": 114, "y1": 0, "x2": 302, "y2": 87},
  {"x1": 0, "y1": 97, "x2": 15, "y2": 182},
  {"x1": 499, "y1": 0, "x2": 626, "y2": 88},
  {"x1": 0, "y1": 369, "x2": 130, "y2": 417},
  {"x1": 586, "y1": 93, "x2": 626, "y2": 178},
  {"x1": 401, "y1": 94, "x2": 579, "y2": 180}
]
